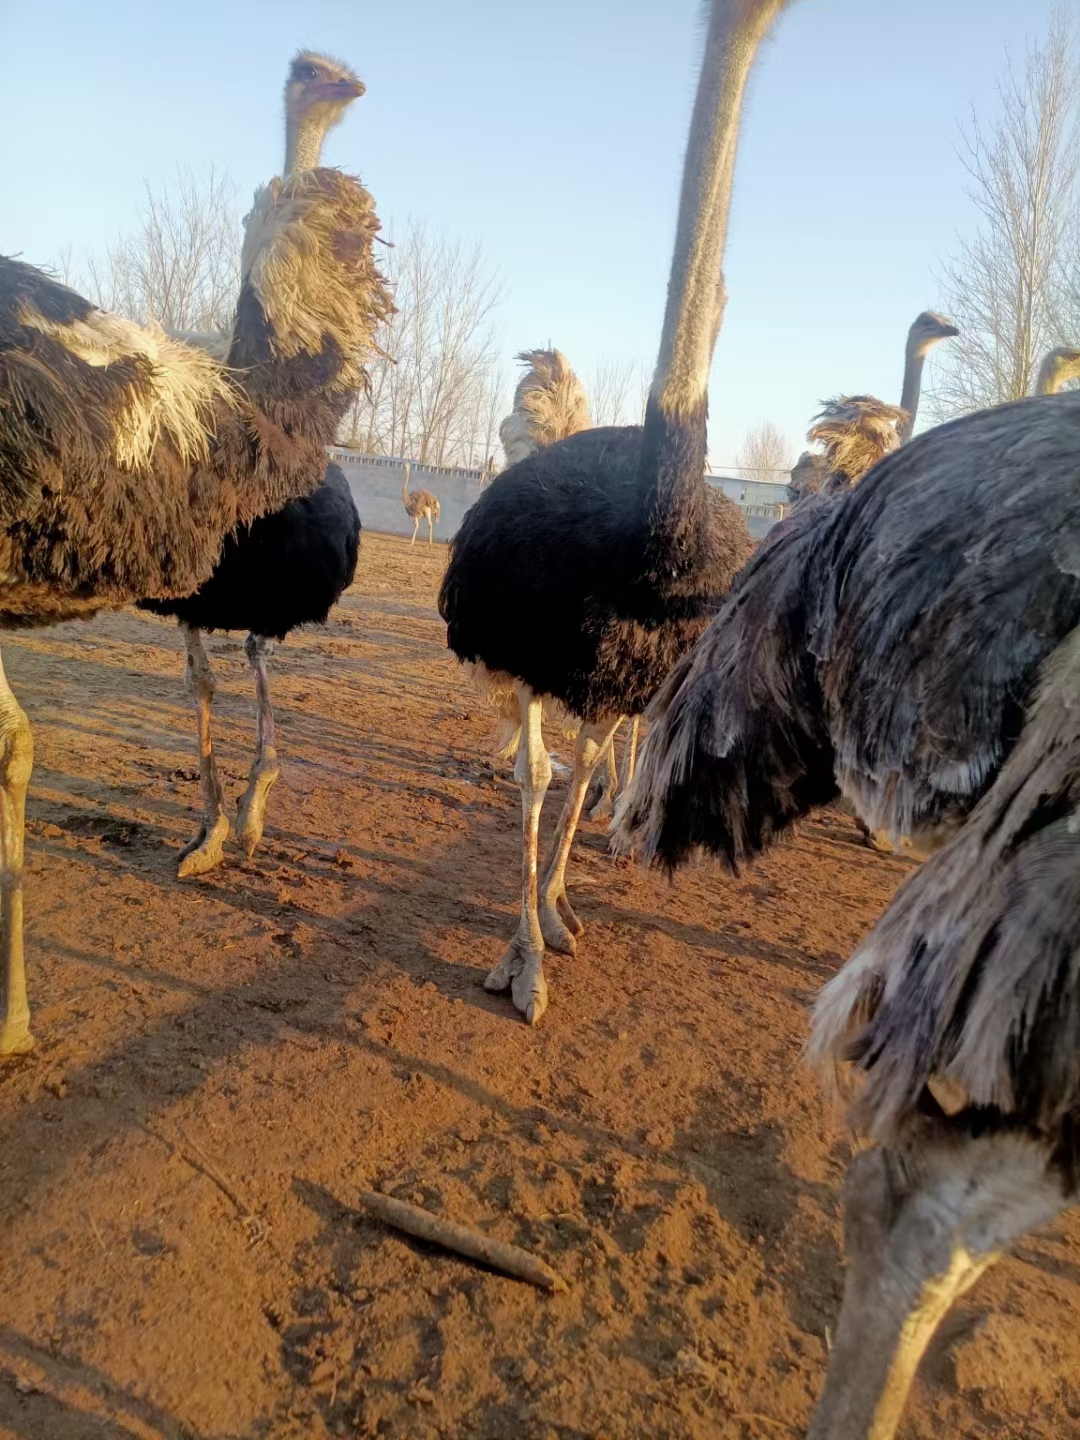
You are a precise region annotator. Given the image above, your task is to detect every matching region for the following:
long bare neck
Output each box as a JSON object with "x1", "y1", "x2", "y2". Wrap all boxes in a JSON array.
[
  {"x1": 285, "y1": 112, "x2": 328, "y2": 174},
  {"x1": 401, "y1": 464, "x2": 411, "y2": 503},
  {"x1": 650, "y1": 0, "x2": 785, "y2": 420},
  {"x1": 640, "y1": 0, "x2": 787, "y2": 541},
  {"x1": 898, "y1": 336, "x2": 926, "y2": 443}
]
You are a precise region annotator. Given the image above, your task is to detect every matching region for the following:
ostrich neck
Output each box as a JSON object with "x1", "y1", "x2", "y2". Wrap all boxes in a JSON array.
[
  {"x1": 1033, "y1": 353, "x2": 1069, "y2": 395},
  {"x1": 641, "y1": 0, "x2": 788, "y2": 533},
  {"x1": 898, "y1": 340, "x2": 927, "y2": 442},
  {"x1": 284, "y1": 113, "x2": 328, "y2": 174}
]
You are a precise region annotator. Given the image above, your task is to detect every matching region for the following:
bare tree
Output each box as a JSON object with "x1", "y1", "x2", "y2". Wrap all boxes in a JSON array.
[
  {"x1": 932, "y1": 11, "x2": 1080, "y2": 417},
  {"x1": 345, "y1": 220, "x2": 504, "y2": 466},
  {"x1": 735, "y1": 420, "x2": 792, "y2": 482},
  {"x1": 588, "y1": 357, "x2": 635, "y2": 426},
  {"x1": 81, "y1": 168, "x2": 241, "y2": 334}
]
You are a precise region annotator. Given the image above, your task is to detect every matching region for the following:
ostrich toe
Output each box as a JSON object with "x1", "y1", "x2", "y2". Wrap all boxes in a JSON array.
[
  {"x1": 178, "y1": 813, "x2": 231, "y2": 878},
  {"x1": 236, "y1": 758, "x2": 280, "y2": 857},
  {"x1": 485, "y1": 935, "x2": 549, "y2": 1025}
]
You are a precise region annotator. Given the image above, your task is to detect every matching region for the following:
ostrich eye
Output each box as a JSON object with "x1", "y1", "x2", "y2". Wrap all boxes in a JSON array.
[{"x1": 299, "y1": 64, "x2": 318, "y2": 80}]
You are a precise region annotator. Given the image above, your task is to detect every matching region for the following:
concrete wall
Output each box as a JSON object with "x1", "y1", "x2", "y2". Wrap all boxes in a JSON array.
[
  {"x1": 329, "y1": 448, "x2": 788, "y2": 543},
  {"x1": 328, "y1": 448, "x2": 486, "y2": 542}
]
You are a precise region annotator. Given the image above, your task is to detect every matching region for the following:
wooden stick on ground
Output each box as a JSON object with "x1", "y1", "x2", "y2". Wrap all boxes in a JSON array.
[{"x1": 358, "y1": 1190, "x2": 568, "y2": 1294}]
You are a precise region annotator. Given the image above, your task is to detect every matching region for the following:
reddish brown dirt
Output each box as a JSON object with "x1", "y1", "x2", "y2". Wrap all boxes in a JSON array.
[{"x1": 0, "y1": 531, "x2": 1077, "y2": 1440}]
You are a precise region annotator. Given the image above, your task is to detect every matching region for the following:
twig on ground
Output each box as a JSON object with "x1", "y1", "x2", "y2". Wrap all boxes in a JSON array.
[
  {"x1": 358, "y1": 1189, "x2": 568, "y2": 1294},
  {"x1": 144, "y1": 1123, "x2": 269, "y2": 1245}
]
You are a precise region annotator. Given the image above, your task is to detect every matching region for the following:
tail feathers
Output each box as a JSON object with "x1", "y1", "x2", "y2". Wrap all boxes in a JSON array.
[
  {"x1": 498, "y1": 348, "x2": 591, "y2": 466},
  {"x1": 809, "y1": 625, "x2": 1080, "y2": 1146},
  {"x1": 806, "y1": 394, "x2": 906, "y2": 485},
  {"x1": 614, "y1": 516, "x2": 837, "y2": 869}
]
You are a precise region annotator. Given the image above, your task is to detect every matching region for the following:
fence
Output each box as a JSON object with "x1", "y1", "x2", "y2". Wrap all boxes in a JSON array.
[{"x1": 329, "y1": 448, "x2": 788, "y2": 542}]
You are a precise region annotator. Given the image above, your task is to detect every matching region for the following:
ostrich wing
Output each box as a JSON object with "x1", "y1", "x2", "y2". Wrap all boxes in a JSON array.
[
  {"x1": 617, "y1": 392, "x2": 1080, "y2": 867},
  {"x1": 810, "y1": 623, "x2": 1080, "y2": 1148}
]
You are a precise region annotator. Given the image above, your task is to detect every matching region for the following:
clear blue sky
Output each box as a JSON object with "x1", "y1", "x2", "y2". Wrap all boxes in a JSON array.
[{"x1": 0, "y1": 0, "x2": 1063, "y2": 466}]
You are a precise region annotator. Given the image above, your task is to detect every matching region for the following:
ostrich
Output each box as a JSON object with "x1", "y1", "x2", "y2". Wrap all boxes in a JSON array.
[
  {"x1": 401, "y1": 463, "x2": 441, "y2": 546},
  {"x1": 498, "y1": 348, "x2": 592, "y2": 465},
  {"x1": 438, "y1": 0, "x2": 776, "y2": 1024},
  {"x1": 141, "y1": 467, "x2": 361, "y2": 875},
  {"x1": 1034, "y1": 343, "x2": 1080, "y2": 395},
  {"x1": 140, "y1": 52, "x2": 369, "y2": 878},
  {"x1": 0, "y1": 54, "x2": 391, "y2": 1055},
  {"x1": 615, "y1": 388, "x2": 1080, "y2": 1435},
  {"x1": 789, "y1": 312, "x2": 958, "y2": 500}
]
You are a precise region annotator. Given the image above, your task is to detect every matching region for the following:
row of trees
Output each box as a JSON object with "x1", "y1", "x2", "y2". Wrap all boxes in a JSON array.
[
  {"x1": 65, "y1": 181, "x2": 651, "y2": 471},
  {"x1": 63, "y1": 12, "x2": 1080, "y2": 474}
]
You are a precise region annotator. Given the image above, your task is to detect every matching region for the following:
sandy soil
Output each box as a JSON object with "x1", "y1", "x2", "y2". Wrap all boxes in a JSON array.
[{"x1": 0, "y1": 531, "x2": 1077, "y2": 1440}]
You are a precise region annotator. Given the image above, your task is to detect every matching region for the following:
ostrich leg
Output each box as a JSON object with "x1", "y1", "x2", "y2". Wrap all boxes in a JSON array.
[
  {"x1": 0, "y1": 650, "x2": 33, "y2": 1056},
  {"x1": 410, "y1": 516, "x2": 420, "y2": 546},
  {"x1": 807, "y1": 1136, "x2": 1066, "y2": 1440},
  {"x1": 177, "y1": 625, "x2": 230, "y2": 878},
  {"x1": 539, "y1": 718, "x2": 621, "y2": 955},
  {"x1": 621, "y1": 715, "x2": 640, "y2": 789},
  {"x1": 587, "y1": 723, "x2": 621, "y2": 822},
  {"x1": 236, "y1": 633, "x2": 281, "y2": 857},
  {"x1": 427, "y1": 513, "x2": 435, "y2": 546},
  {"x1": 485, "y1": 686, "x2": 551, "y2": 1024}
]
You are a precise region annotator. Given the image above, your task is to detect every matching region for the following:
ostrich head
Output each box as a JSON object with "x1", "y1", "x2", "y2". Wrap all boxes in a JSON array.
[
  {"x1": 284, "y1": 51, "x2": 366, "y2": 174},
  {"x1": 907, "y1": 311, "x2": 959, "y2": 360},
  {"x1": 1035, "y1": 344, "x2": 1080, "y2": 396}
]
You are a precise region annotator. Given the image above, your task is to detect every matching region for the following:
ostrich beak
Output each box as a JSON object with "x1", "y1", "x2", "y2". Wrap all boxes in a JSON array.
[{"x1": 314, "y1": 77, "x2": 365, "y2": 102}]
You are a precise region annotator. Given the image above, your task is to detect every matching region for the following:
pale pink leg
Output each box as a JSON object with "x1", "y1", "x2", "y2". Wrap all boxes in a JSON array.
[
  {"x1": 485, "y1": 687, "x2": 551, "y2": 1024},
  {"x1": 540, "y1": 719, "x2": 621, "y2": 954},
  {"x1": 177, "y1": 625, "x2": 230, "y2": 879},
  {"x1": 0, "y1": 650, "x2": 33, "y2": 1057},
  {"x1": 808, "y1": 1133, "x2": 1066, "y2": 1440},
  {"x1": 235, "y1": 633, "x2": 281, "y2": 858},
  {"x1": 587, "y1": 723, "x2": 621, "y2": 822}
]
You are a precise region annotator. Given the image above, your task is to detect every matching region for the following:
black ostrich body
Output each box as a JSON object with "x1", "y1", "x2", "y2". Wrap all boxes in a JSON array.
[
  {"x1": 440, "y1": 422, "x2": 752, "y2": 723},
  {"x1": 143, "y1": 463, "x2": 359, "y2": 639},
  {"x1": 140, "y1": 461, "x2": 361, "y2": 879}
]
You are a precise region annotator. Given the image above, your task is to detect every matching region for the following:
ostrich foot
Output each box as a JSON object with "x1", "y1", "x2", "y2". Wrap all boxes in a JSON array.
[
  {"x1": 177, "y1": 812, "x2": 231, "y2": 878},
  {"x1": 539, "y1": 885, "x2": 583, "y2": 955},
  {"x1": 0, "y1": 1017, "x2": 33, "y2": 1057},
  {"x1": 587, "y1": 790, "x2": 614, "y2": 824},
  {"x1": 236, "y1": 756, "x2": 280, "y2": 857},
  {"x1": 485, "y1": 935, "x2": 548, "y2": 1025}
]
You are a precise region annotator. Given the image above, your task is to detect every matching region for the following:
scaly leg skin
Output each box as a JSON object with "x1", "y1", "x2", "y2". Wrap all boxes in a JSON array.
[
  {"x1": 587, "y1": 723, "x2": 621, "y2": 823},
  {"x1": 410, "y1": 516, "x2": 419, "y2": 547},
  {"x1": 539, "y1": 719, "x2": 621, "y2": 955},
  {"x1": 235, "y1": 633, "x2": 281, "y2": 858},
  {"x1": 621, "y1": 715, "x2": 640, "y2": 790},
  {"x1": 177, "y1": 626, "x2": 231, "y2": 879},
  {"x1": 485, "y1": 687, "x2": 551, "y2": 1024},
  {"x1": 0, "y1": 651, "x2": 34, "y2": 1057},
  {"x1": 807, "y1": 1133, "x2": 1067, "y2": 1440}
]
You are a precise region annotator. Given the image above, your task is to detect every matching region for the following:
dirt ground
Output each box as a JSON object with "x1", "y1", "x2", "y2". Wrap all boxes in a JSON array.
[{"x1": 0, "y1": 531, "x2": 1077, "y2": 1440}]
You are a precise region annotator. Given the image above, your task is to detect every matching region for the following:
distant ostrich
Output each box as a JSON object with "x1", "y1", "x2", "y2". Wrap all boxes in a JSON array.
[
  {"x1": 438, "y1": 0, "x2": 775, "y2": 1024},
  {"x1": 616, "y1": 387, "x2": 1080, "y2": 1437},
  {"x1": 141, "y1": 52, "x2": 370, "y2": 877},
  {"x1": 498, "y1": 348, "x2": 592, "y2": 465},
  {"x1": 1034, "y1": 343, "x2": 1080, "y2": 395},
  {"x1": 401, "y1": 463, "x2": 440, "y2": 546},
  {"x1": 0, "y1": 53, "x2": 390, "y2": 1055},
  {"x1": 789, "y1": 312, "x2": 958, "y2": 500}
]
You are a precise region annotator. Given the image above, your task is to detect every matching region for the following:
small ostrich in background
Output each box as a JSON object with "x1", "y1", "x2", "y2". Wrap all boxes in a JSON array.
[
  {"x1": 439, "y1": 0, "x2": 770, "y2": 1024},
  {"x1": 616, "y1": 375, "x2": 1080, "y2": 1438},
  {"x1": 0, "y1": 52, "x2": 390, "y2": 1054},
  {"x1": 141, "y1": 52, "x2": 371, "y2": 877},
  {"x1": 402, "y1": 462, "x2": 440, "y2": 546}
]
